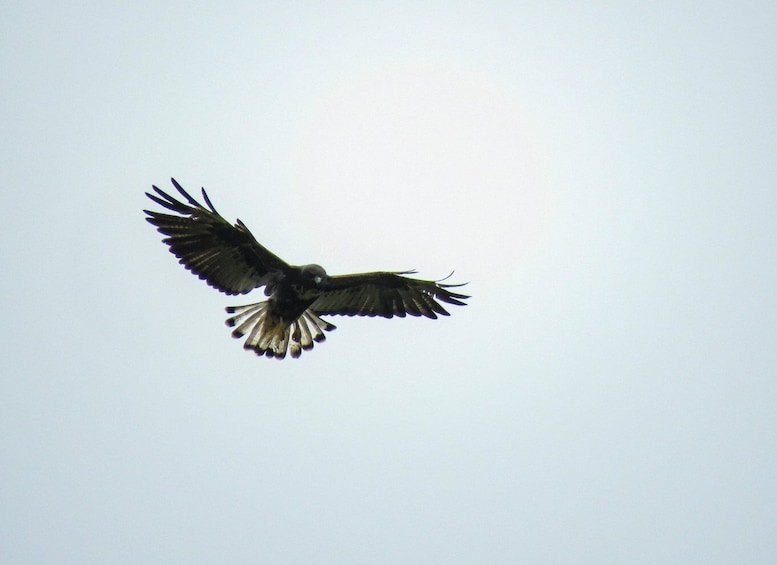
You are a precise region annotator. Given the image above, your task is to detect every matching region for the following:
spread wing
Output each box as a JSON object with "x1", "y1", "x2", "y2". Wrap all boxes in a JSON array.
[
  {"x1": 311, "y1": 271, "x2": 468, "y2": 318},
  {"x1": 144, "y1": 178, "x2": 289, "y2": 295}
]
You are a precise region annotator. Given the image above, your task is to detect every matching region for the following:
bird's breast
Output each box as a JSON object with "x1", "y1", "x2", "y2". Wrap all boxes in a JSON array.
[{"x1": 268, "y1": 282, "x2": 320, "y2": 322}]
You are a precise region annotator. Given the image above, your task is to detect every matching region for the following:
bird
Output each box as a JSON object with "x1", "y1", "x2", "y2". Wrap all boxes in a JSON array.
[{"x1": 144, "y1": 178, "x2": 469, "y2": 359}]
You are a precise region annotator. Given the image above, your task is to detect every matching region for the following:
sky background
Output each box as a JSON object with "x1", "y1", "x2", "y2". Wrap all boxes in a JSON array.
[{"x1": 2, "y1": 1, "x2": 776, "y2": 563}]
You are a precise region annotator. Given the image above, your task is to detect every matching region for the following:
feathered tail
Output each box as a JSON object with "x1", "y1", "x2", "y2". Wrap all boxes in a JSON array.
[{"x1": 225, "y1": 301, "x2": 336, "y2": 359}]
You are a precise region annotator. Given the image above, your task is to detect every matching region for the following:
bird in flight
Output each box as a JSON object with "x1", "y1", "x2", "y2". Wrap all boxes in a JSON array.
[{"x1": 144, "y1": 179, "x2": 468, "y2": 359}]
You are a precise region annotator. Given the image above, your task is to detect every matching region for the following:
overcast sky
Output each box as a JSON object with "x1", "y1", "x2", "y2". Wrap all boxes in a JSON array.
[{"x1": 2, "y1": 2, "x2": 776, "y2": 563}]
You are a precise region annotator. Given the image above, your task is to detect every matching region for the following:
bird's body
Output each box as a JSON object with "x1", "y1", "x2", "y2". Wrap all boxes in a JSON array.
[{"x1": 144, "y1": 179, "x2": 468, "y2": 359}]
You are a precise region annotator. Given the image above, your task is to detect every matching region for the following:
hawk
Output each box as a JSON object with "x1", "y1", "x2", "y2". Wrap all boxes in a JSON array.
[{"x1": 144, "y1": 179, "x2": 469, "y2": 359}]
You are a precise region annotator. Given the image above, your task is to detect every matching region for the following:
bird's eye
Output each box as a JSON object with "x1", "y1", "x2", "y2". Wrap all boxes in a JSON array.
[{"x1": 313, "y1": 275, "x2": 322, "y2": 285}]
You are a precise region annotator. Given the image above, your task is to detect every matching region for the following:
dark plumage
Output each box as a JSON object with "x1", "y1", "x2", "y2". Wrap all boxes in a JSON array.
[{"x1": 144, "y1": 178, "x2": 469, "y2": 359}]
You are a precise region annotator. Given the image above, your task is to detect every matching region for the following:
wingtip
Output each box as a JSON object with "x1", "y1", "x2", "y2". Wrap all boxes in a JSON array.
[
  {"x1": 437, "y1": 270, "x2": 470, "y2": 287},
  {"x1": 200, "y1": 186, "x2": 217, "y2": 213}
]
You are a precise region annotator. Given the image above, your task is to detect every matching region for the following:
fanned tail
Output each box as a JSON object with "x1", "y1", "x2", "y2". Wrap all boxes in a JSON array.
[{"x1": 225, "y1": 301, "x2": 336, "y2": 359}]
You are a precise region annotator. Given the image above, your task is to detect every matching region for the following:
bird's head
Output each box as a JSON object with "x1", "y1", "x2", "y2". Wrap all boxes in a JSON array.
[{"x1": 300, "y1": 264, "x2": 328, "y2": 287}]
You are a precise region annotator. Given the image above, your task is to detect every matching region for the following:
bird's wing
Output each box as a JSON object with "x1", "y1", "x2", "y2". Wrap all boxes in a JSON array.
[
  {"x1": 311, "y1": 271, "x2": 468, "y2": 318},
  {"x1": 144, "y1": 178, "x2": 290, "y2": 295}
]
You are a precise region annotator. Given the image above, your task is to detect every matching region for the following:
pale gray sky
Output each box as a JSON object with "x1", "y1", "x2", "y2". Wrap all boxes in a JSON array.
[{"x1": 2, "y1": 1, "x2": 776, "y2": 563}]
